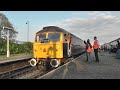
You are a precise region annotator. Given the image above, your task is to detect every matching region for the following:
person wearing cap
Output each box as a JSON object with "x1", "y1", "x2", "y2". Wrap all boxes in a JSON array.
[{"x1": 93, "y1": 36, "x2": 99, "y2": 62}]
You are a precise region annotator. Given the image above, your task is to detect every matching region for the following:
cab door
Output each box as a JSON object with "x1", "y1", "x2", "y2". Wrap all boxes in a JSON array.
[{"x1": 63, "y1": 33, "x2": 71, "y2": 57}]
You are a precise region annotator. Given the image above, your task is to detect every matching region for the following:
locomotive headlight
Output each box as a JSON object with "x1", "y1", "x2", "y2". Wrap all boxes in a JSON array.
[
  {"x1": 50, "y1": 59, "x2": 60, "y2": 68},
  {"x1": 29, "y1": 59, "x2": 37, "y2": 67}
]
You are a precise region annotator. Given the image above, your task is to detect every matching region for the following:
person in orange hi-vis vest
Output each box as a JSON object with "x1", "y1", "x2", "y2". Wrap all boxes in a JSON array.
[
  {"x1": 67, "y1": 34, "x2": 71, "y2": 50},
  {"x1": 93, "y1": 36, "x2": 99, "y2": 62},
  {"x1": 86, "y1": 39, "x2": 92, "y2": 62}
]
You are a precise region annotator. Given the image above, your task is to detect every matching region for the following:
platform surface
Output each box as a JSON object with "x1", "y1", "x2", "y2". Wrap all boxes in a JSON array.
[
  {"x1": 39, "y1": 51, "x2": 120, "y2": 79},
  {"x1": 0, "y1": 55, "x2": 32, "y2": 64}
]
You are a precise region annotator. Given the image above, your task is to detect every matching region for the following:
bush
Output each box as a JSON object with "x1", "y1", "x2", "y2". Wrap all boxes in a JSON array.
[{"x1": 0, "y1": 40, "x2": 33, "y2": 55}]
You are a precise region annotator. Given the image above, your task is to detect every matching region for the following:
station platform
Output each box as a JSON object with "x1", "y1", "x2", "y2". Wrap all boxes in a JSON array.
[
  {"x1": 0, "y1": 55, "x2": 32, "y2": 64},
  {"x1": 38, "y1": 51, "x2": 120, "y2": 79}
]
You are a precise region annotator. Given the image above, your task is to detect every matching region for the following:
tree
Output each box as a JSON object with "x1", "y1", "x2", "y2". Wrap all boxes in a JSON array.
[
  {"x1": 0, "y1": 13, "x2": 18, "y2": 41},
  {"x1": 0, "y1": 13, "x2": 33, "y2": 55}
]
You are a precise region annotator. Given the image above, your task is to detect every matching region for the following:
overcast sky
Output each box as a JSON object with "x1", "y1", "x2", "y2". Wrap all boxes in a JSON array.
[{"x1": 1, "y1": 11, "x2": 120, "y2": 45}]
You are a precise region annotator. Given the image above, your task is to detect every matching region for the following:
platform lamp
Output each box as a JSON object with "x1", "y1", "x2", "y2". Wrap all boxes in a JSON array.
[{"x1": 3, "y1": 26, "x2": 12, "y2": 57}]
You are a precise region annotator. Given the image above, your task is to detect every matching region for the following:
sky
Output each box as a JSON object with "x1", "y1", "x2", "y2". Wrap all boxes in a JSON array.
[{"x1": 1, "y1": 11, "x2": 120, "y2": 45}]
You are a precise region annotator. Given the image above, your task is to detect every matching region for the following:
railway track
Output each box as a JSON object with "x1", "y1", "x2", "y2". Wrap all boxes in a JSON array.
[
  {"x1": 5, "y1": 55, "x2": 77, "y2": 79},
  {"x1": 19, "y1": 52, "x2": 85, "y2": 79},
  {"x1": 37, "y1": 53, "x2": 83, "y2": 79},
  {"x1": 0, "y1": 65, "x2": 32, "y2": 79},
  {"x1": 0, "y1": 52, "x2": 85, "y2": 79},
  {"x1": 0, "y1": 58, "x2": 32, "y2": 79}
]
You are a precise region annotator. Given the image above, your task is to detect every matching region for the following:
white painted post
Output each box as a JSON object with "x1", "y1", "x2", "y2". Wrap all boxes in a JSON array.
[
  {"x1": 3, "y1": 26, "x2": 12, "y2": 57},
  {"x1": 7, "y1": 29, "x2": 10, "y2": 57}
]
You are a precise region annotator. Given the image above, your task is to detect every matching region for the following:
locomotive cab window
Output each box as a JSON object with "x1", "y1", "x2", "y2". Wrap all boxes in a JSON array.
[
  {"x1": 48, "y1": 33, "x2": 60, "y2": 41},
  {"x1": 64, "y1": 34, "x2": 71, "y2": 42},
  {"x1": 64, "y1": 34, "x2": 67, "y2": 42},
  {"x1": 36, "y1": 33, "x2": 46, "y2": 42}
]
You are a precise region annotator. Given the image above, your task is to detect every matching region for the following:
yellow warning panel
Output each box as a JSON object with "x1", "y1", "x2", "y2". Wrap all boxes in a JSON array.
[{"x1": 33, "y1": 42, "x2": 63, "y2": 59}]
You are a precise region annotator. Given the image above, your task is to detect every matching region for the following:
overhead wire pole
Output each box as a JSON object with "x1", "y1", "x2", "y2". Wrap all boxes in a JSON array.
[{"x1": 26, "y1": 21, "x2": 29, "y2": 42}]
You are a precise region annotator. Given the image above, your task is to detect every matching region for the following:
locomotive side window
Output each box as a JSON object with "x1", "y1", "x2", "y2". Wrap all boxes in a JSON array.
[
  {"x1": 64, "y1": 34, "x2": 71, "y2": 43},
  {"x1": 64, "y1": 34, "x2": 67, "y2": 42},
  {"x1": 36, "y1": 35, "x2": 39, "y2": 42},
  {"x1": 35, "y1": 33, "x2": 46, "y2": 42},
  {"x1": 48, "y1": 33, "x2": 60, "y2": 41},
  {"x1": 39, "y1": 34, "x2": 46, "y2": 39}
]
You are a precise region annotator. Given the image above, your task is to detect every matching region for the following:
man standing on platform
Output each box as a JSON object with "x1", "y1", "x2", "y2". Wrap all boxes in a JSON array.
[{"x1": 93, "y1": 36, "x2": 99, "y2": 62}]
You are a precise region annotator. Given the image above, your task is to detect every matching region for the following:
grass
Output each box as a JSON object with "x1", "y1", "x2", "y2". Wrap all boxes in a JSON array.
[{"x1": 0, "y1": 53, "x2": 33, "y2": 60}]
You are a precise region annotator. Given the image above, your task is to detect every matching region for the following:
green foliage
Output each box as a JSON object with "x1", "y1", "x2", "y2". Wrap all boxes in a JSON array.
[
  {"x1": 0, "y1": 12, "x2": 18, "y2": 40},
  {"x1": 0, "y1": 39, "x2": 33, "y2": 55},
  {"x1": 0, "y1": 13, "x2": 33, "y2": 55}
]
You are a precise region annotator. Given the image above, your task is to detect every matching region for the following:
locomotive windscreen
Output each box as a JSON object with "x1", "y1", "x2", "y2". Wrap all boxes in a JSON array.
[
  {"x1": 39, "y1": 34, "x2": 46, "y2": 39},
  {"x1": 36, "y1": 33, "x2": 46, "y2": 42},
  {"x1": 48, "y1": 33, "x2": 60, "y2": 41}
]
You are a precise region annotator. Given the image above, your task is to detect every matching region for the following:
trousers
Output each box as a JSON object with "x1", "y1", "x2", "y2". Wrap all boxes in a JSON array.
[
  {"x1": 86, "y1": 52, "x2": 92, "y2": 62},
  {"x1": 94, "y1": 49, "x2": 99, "y2": 62},
  {"x1": 116, "y1": 49, "x2": 120, "y2": 59}
]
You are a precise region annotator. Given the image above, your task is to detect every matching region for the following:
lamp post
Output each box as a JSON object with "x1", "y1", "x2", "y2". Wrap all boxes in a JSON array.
[
  {"x1": 3, "y1": 26, "x2": 12, "y2": 57},
  {"x1": 26, "y1": 21, "x2": 29, "y2": 42}
]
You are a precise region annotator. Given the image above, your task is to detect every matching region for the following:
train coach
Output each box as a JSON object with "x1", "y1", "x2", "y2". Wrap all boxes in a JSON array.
[{"x1": 29, "y1": 26, "x2": 86, "y2": 70}]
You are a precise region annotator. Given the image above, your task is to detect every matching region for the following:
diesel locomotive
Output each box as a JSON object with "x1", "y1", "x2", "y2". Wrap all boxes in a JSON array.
[{"x1": 29, "y1": 26, "x2": 86, "y2": 69}]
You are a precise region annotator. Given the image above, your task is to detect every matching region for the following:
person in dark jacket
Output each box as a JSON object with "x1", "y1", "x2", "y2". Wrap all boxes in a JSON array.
[
  {"x1": 84, "y1": 40, "x2": 88, "y2": 61},
  {"x1": 117, "y1": 40, "x2": 120, "y2": 49},
  {"x1": 93, "y1": 36, "x2": 99, "y2": 62},
  {"x1": 116, "y1": 39, "x2": 120, "y2": 59},
  {"x1": 84, "y1": 40, "x2": 87, "y2": 45}
]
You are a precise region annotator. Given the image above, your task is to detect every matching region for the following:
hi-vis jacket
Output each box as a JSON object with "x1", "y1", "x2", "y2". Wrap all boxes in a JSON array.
[
  {"x1": 87, "y1": 44, "x2": 92, "y2": 53},
  {"x1": 93, "y1": 40, "x2": 99, "y2": 49}
]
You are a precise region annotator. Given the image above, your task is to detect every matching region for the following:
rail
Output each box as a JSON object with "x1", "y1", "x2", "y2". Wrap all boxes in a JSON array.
[
  {"x1": 37, "y1": 53, "x2": 84, "y2": 79},
  {"x1": 0, "y1": 57, "x2": 32, "y2": 79},
  {"x1": 0, "y1": 52, "x2": 85, "y2": 79}
]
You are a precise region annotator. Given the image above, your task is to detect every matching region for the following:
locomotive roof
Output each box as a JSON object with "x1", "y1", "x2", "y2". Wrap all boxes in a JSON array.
[
  {"x1": 36, "y1": 26, "x2": 70, "y2": 34},
  {"x1": 36, "y1": 26, "x2": 84, "y2": 41}
]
